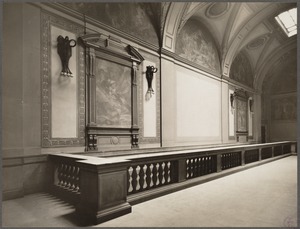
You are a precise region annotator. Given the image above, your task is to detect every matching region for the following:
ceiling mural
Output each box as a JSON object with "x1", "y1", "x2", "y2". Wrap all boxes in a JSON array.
[
  {"x1": 230, "y1": 52, "x2": 253, "y2": 88},
  {"x1": 175, "y1": 18, "x2": 221, "y2": 73},
  {"x1": 62, "y1": 3, "x2": 160, "y2": 45}
]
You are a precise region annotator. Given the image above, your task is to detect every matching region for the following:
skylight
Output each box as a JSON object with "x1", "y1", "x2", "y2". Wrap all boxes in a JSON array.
[{"x1": 275, "y1": 8, "x2": 297, "y2": 37}]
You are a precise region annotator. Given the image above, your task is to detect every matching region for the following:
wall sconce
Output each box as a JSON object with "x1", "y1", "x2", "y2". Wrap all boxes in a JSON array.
[
  {"x1": 230, "y1": 92, "x2": 236, "y2": 108},
  {"x1": 249, "y1": 99, "x2": 254, "y2": 112},
  {"x1": 57, "y1": 35, "x2": 77, "y2": 77},
  {"x1": 145, "y1": 65, "x2": 158, "y2": 100}
]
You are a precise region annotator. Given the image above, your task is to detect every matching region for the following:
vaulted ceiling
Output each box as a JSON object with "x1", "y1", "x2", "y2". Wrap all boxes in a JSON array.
[
  {"x1": 60, "y1": 2, "x2": 297, "y2": 92},
  {"x1": 161, "y1": 2, "x2": 297, "y2": 91}
]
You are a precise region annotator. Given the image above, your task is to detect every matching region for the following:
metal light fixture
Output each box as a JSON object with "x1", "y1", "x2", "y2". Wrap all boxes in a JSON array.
[
  {"x1": 230, "y1": 92, "x2": 236, "y2": 108},
  {"x1": 145, "y1": 65, "x2": 158, "y2": 100},
  {"x1": 57, "y1": 35, "x2": 77, "y2": 77}
]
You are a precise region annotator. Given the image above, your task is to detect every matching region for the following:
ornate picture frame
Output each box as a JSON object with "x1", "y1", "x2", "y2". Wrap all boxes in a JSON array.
[{"x1": 80, "y1": 34, "x2": 144, "y2": 150}]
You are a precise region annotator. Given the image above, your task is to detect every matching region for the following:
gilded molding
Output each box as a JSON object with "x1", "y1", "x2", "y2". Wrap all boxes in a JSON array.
[{"x1": 41, "y1": 11, "x2": 85, "y2": 147}]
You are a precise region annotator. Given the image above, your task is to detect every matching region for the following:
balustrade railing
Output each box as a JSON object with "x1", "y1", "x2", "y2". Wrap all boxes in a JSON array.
[
  {"x1": 283, "y1": 144, "x2": 291, "y2": 154},
  {"x1": 49, "y1": 154, "x2": 85, "y2": 203},
  {"x1": 48, "y1": 141, "x2": 296, "y2": 224},
  {"x1": 245, "y1": 149, "x2": 259, "y2": 164},
  {"x1": 274, "y1": 145, "x2": 282, "y2": 156},
  {"x1": 128, "y1": 161, "x2": 175, "y2": 194},
  {"x1": 186, "y1": 155, "x2": 217, "y2": 179},
  {"x1": 221, "y1": 152, "x2": 241, "y2": 170},
  {"x1": 261, "y1": 147, "x2": 272, "y2": 160}
]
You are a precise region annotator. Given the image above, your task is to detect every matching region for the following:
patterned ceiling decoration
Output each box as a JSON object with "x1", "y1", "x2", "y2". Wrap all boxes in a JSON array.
[
  {"x1": 205, "y1": 2, "x2": 230, "y2": 18},
  {"x1": 247, "y1": 34, "x2": 270, "y2": 50}
]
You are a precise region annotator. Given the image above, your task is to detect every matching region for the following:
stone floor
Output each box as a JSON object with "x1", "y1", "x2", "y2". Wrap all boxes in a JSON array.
[{"x1": 2, "y1": 156, "x2": 297, "y2": 227}]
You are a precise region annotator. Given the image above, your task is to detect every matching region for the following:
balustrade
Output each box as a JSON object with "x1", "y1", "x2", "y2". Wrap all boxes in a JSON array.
[
  {"x1": 55, "y1": 162, "x2": 80, "y2": 193},
  {"x1": 283, "y1": 144, "x2": 291, "y2": 154},
  {"x1": 128, "y1": 161, "x2": 174, "y2": 194},
  {"x1": 245, "y1": 149, "x2": 259, "y2": 164},
  {"x1": 48, "y1": 141, "x2": 296, "y2": 224},
  {"x1": 186, "y1": 155, "x2": 217, "y2": 179},
  {"x1": 261, "y1": 147, "x2": 272, "y2": 160},
  {"x1": 274, "y1": 145, "x2": 282, "y2": 156},
  {"x1": 221, "y1": 152, "x2": 241, "y2": 170}
]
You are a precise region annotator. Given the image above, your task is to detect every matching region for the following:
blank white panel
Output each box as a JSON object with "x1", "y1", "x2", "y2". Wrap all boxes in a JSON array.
[
  {"x1": 143, "y1": 60, "x2": 157, "y2": 137},
  {"x1": 176, "y1": 69, "x2": 221, "y2": 137},
  {"x1": 51, "y1": 26, "x2": 77, "y2": 138}
]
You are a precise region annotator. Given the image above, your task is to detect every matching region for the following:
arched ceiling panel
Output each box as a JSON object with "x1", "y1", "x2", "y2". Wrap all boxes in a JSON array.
[
  {"x1": 61, "y1": 2, "x2": 160, "y2": 45},
  {"x1": 239, "y1": 23, "x2": 271, "y2": 52},
  {"x1": 222, "y1": 2, "x2": 296, "y2": 77},
  {"x1": 175, "y1": 18, "x2": 221, "y2": 73},
  {"x1": 244, "y1": 33, "x2": 271, "y2": 70},
  {"x1": 255, "y1": 39, "x2": 296, "y2": 91},
  {"x1": 228, "y1": 3, "x2": 253, "y2": 43},
  {"x1": 255, "y1": 35, "x2": 281, "y2": 71},
  {"x1": 191, "y1": 3, "x2": 232, "y2": 47},
  {"x1": 262, "y1": 48, "x2": 296, "y2": 94},
  {"x1": 229, "y1": 51, "x2": 254, "y2": 88}
]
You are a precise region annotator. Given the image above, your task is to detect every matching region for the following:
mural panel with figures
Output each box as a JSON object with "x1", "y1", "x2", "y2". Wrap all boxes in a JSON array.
[
  {"x1": 61, "y1": 3, "x2": 159, "y2": 45},
  {"x1": 271, "y1": 96, "x2": 296, "y2": 121},
  {"x1": 95, "y1": 58, "x2": 131, "y2": 127},
  {"x1": 175, "y1": 18, "x2": 221, "y2": 73},
  {"x1": 230, "y1": 52, "x2": 253, "y2": 88},
  {"x1": 236, "y1": 99, "x2": 247, "y2": 132}
]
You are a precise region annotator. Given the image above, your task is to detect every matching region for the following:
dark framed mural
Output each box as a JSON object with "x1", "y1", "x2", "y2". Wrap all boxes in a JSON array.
[
  {"x1": 230, "y1": 52, "x2": 253, "y2": 88},
  {"x1": 236, "y1": 99, "x2": 247, "y2": 132},
  {"x1": 80, "y1": 33, "x2": 144, "y2": 151},
  {"x1": 95, "y1": 59, "x2": 132, "y2": 128},
  {"x1": 233, "y1": 89, "x2": 249, "y2": 142}
]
